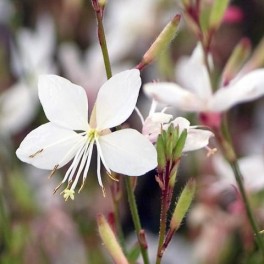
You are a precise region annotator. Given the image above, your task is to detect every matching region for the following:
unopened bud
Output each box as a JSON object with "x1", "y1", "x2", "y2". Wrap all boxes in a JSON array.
[
  {"x1": 97, "y1": 214, "x2": 129, "y2": 264},
  {"x1": 222, "y1": 38, "x2": 251, "y2": 86},
  {"x1": 169, "y1": 162, "x2": 179, "y2": 188},
  {"x1": 139, "y1": 15, "x2": 181, "y2": 68},
  {"x1": 209, "y1": 0, "x2": 230, "y2": 30},
  {"x1": 173, "y1": 128, "x2": 187, "y2": 160},
  {"x1": 156, "y1": 134, "x2": 166, "y2": 172},
  {"x1": 170, "y1": 179, "x2": 196, "y2": 231},
  {"x1": 241, "y1": 37, "x2": 264, "y2": 74}
]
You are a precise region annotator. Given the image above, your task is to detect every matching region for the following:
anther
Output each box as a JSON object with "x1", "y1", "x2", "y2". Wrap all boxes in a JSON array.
[
  {"x1": 29, "y1": 149, "x2": 44, "y2": 158},
  {"x1": 48, "y1": 164, "x2": 59, "y2": 179}
]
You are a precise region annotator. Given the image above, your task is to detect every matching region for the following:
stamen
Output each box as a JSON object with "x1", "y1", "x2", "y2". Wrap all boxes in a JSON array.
[
  {"x1": 107, "y1": 171, "x2": 119, "y2": 182},
  {"x1": 101, "y1": 186, "x2": 106, "y2": 197},
  {"x1": 78, "y1": 142, "x2": 95, "y2": 193},
  {"x1": 149, "y1": 99, "x2": 158, "y2": 116},
  {"x1": 70, "y1": 142, "x2": 90, "y2": 191},
  {"x1": 96, "y1": 138, "x2": 111, "y2": 174},
  {"x1": 29, "y1": 149, "x2": 43, "y2": 158},
  {"x1": 61, "y1": 189, "x2": 75, "y2": 201},
  {"x1": 53, "y1": 182, "x2": 63, "y2": 194},
  {"x1": 48, "y1": 164, "x2": 59, "y2": 179},
  {"x1": 206, "y1": 146, "x2": 217, "y2": 157},
  {"x1": 61, "y1": 143, "x2": 86, "y2": 185},
  {"x1": 97, "y1": 149, "x2": 104, "y2": 188},
  {"x1": 134, "y1": 106, "x2": 145, "y2": 126}
]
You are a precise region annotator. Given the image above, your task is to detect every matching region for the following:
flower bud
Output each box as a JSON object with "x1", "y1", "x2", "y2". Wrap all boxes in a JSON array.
[
  {"x1": 140, "y1": 15, "x2": 181, "y2": 67},
  {"x1": 97, "y1": 214, "x2": 129, "y2": 264},
  {"x1": 156, "y1": 134, "x2": 166, "y2": 172},
  {"x1": 209, "y1": 0, "x2": 230, "y2": 30},
  {"x1": 170, "y1": 178, "x2": 196, "y2": 231},
  {"x1": 222, "y1": 38, "x2": 251, "y2": 86},
  {"x1": 241, "y1": 37, "x2": 264, "y2": 74},
  {"x1": 173, "y1": 128, "x2": 187, "y2": 160}
]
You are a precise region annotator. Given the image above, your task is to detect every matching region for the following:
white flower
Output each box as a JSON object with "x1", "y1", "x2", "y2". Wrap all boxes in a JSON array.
[
  {"x1": 140, "y1": 101, "x2": 214, "y2": 152},
  {"x1": 0, "y1": 82, "x2": 38, "y2": 134},
  {"x1": 144, "y1": 44, "x2": 264, "y2": 113},
  {"x1": 211, "y1": 154, "x2": 264, "y2": 193},
  {"x1": 16, "y1": 70, "x2": 157, "y2": 200},
  {"x1": 1, "y1": 15, "x2": 56, "y2": 135}
]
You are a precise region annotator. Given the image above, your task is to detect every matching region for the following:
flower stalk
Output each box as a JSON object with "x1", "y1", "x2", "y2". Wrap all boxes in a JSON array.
[
  {"x1": 125, "y1": 177, "x2": 150, "y2": 264},
  {"x1": 91, "y1": 0, "x2": 112, "y2": 79},
  {"x1": 214, "y1": 119, "x2": 264, "y2": 258},
  {"x1": 91, "y1": 2, "x2": 152, "y2": 263}
]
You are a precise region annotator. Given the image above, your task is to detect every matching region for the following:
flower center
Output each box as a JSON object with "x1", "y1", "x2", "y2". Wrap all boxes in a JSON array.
[{"x1": 87, "y1": 128, "x2": 99, "y2": 142}]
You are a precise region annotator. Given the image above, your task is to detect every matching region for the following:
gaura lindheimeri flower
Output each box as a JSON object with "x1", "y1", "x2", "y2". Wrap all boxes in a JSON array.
[
  {"x1": 211, "y1": 154, "x2": 264, "y2": 193},
  {"x1": 16, "y1": 69, "x2": 157, "y2": 200},
  {"x1": 144, "y1": 44, "x2": 264, "y2": 113},
  {"x1": 138, "y1": 100, "x2": 215, "y2": 153}
]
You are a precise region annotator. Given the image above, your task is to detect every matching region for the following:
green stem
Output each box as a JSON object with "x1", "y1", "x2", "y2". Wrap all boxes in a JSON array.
[
  {"x1": 0, "y1": 193, "x2": 11, "y2": 249},
  {"x1": 156, "y1": 163, "x2": 171, "y2": 264},
  {"x1": 113, "y1": 195, "x2": 126, "y2": 252},
  {"x1": 156, "y1": 189, "x2": 168, "y2": 264},
  {"x1": 125, "y1": 177, "x2": 150, "y2": 264},
  {"x1": 230, "y1": 161, "x2": 264, "y2": 254},
  {"x1": 215, "y1": 119, "x2": 264, "y2": 257},
  {"x1": 91, "y1": 0, "x2": 112, "y2": 79}
]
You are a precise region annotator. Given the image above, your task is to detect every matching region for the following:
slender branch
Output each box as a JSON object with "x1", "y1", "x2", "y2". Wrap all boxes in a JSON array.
[
  {"x1": 214, "y1": 124, "x2": 264, "y2": 258},
  {"x1": 156, "y1": 162, "x2": 170, "y2": 264},
  {"x1": 110, "y1": 179, "x2": 126, "y2": 252},
  {"x1": 91, "y1": 0, "x2": 112, "y2": 79},
  {"x1": 125, "y1": 177, "x2": 150, "y2": 264}
]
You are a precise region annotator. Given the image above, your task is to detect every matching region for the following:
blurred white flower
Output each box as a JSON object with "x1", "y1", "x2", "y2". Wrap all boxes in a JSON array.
[
  {"x1": 0, "y1": 15, "x2": 57, "y2": 135},
  {"x1": 0, "y1": 82, "x2": 38, "y2": 134},
  {"x1": 16, "y1": 70, "x2": 157, "y2": 200},
  {"x1": 144, "y1": 44, "x2": 264, "y2": 113},
  {"x1": 12, "y1": 15, "x2": 56, "y2": 79},
  {"x1": 104, "y1": 0, "x2": 157, "y2": 60},
  {"x1": 211, "y1": 154, "x2": 264, "y2": 193},
  {"x1": 140, "y1": 101, "x2": 214, "y2": 152}
]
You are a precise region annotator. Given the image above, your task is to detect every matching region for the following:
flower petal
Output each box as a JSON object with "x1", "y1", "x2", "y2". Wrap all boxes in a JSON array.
[
  {"x1": 98, "y1": 129, "x2": 157, "y2": 176},
  {"x1": 171, "y1": 117, "x2": 190, "y2": 134},
  {"x1": 209, "y1": 69, "x2": 264, "y2": 112},
  {"x1": 95, "y1": 69, "x2": 141, "y2": 130},
  {"x1": 16, "y1": 122, "x2": 84, "y2": 170},
  {"x1": 144, "y1": 82, "x2": 205, "y2": 112},
  {"x1": 213, "y1": 154, "x2": 264, "y2": 193},
  {"x1": 38, "y1": 75, "x2": 89, "y2": 130},
  {"x1": 175, "y1": 44, "x2": 212, "y2": 100},
  {"x1": 0, "y1": 82, "x2": 38, "y2": 134},
  {"x1": 142, "y1": 112, "x2": 173, "y2": 143},
  {"x1": 183, "y1": 128, "x2": 214, "y2": 152}
]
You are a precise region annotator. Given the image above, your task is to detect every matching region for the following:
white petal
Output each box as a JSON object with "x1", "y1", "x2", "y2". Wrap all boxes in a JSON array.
[
  {"x1": 95, "y1": 69, "x2": 141, "y2": 130},
  {"x1": 171, "y1": 117, "x2": 190, "y2": 134},
  {"x1": 142, "y1": 112, "x2": 173, "y2": 143},
  {"x1": 0, "y1": 82, "x2": 38, "y2": 134},
  {"x1": 209, "y1": 69, "x2": 264, "y2": 112},
  {"x1": 38, "y1": 75, "x2": 89, "y2": 130},
  {"x1": 175, "y1": 44, "x2": 212, "y2": 100},
  {"x1": 183, "y1": 128, "x2": 214, "y2": 152},
  {"x1": 16, "y1": 122, "x2": 84, "y2": 169},
  {"x1": 98, "y1": 129, "x2": 157, "y2": 176},
  {"x1": 213, "y1": 154, "x2": 264, "y2": 193},
  {"x1": 144, "y1": 82, "x2": 206, "y2": 112}
]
